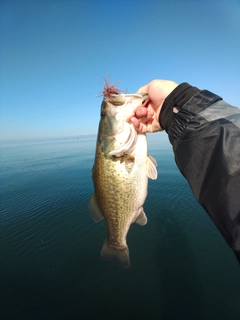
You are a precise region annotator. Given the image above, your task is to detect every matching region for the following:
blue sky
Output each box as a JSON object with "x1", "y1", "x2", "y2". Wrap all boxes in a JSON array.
[{"x1": 1, "y1": 0, "x2": 240, "y2": 140}]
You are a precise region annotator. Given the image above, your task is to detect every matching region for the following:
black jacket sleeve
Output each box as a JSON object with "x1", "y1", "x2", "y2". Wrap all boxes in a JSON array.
[{"x1": 160, "y1": 83, "x2": 240, "y2": 264}]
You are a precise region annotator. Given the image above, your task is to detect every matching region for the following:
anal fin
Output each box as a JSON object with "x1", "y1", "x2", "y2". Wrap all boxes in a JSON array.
[{"x1": 134, "y1": 208, "x2": 147, "y2": 226}]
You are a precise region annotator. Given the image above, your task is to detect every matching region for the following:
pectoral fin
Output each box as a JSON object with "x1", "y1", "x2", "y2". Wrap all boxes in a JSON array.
[
  {"x1": 134, "y1": 208, "x2": 147, "y2": 226},
  {"x1": 88, "y1": 194, "x2": 104, "y2": 223},
  {"x1": 146, "y1": 155, "x2": 158, "y2": 180}
]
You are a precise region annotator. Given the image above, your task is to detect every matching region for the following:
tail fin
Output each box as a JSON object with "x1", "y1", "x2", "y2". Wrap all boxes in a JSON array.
[{"x1": 101, "y1": 240, "x2": 131, "y2": 268}]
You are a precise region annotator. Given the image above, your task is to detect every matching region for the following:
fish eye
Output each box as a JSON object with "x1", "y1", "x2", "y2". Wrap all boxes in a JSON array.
[{"x1": 101, "y1": 111, "x2": 106, "y2": 118}]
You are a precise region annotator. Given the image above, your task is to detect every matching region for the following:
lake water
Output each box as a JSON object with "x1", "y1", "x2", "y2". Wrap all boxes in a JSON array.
[{"x1": 1, "y1": 133, "x2": 240, "y2": 320}]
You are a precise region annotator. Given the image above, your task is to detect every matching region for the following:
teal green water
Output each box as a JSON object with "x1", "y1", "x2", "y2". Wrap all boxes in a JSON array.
[{"x1": 1, "y1": 134, "x2": 240, "y2": 320}]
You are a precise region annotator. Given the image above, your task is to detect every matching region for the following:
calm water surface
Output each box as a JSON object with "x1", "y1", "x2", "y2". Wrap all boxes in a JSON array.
[{"x1": 1, "y1": 134, "x2": 240, "y2": 320}]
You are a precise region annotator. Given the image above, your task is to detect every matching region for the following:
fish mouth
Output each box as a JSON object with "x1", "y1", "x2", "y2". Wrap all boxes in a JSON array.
[
  {"x1": 105, "y1": 93, "x2": 149, "y2": 109},
  {"x1": 106, "y1": 92, "x2": 149, "y2": 127},
  {"x1": 101, "y1": 93, "x2": 149, "y2": 157}
]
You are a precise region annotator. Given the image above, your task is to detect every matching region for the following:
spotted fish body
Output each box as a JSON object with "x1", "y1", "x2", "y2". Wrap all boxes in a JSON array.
[{"x1": 89, "y1": 93, "x2": 157, "y2": 268}]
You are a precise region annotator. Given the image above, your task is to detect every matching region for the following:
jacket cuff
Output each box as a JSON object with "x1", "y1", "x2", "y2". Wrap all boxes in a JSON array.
[{"x1": 159, "y1": 82, "x2": 200, "y2": 133}]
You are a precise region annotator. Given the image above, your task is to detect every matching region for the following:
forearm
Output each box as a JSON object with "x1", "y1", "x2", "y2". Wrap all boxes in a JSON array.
[{"x1": 160, "y1": 84, "x2": 240, "y2": 263}]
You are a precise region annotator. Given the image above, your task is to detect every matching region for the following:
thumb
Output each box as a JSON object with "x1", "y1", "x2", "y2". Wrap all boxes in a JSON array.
[{"x1": 136, "y1": 84, "x2": 149, "y2": 94}]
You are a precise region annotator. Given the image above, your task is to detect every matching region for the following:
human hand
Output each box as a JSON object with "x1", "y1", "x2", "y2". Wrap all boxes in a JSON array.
[{"x1": 130, "y1": 79, "x2": 178, "y2": 133}]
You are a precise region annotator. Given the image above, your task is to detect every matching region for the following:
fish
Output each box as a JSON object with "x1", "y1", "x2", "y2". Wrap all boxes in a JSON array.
[{"x1": 89, "y1": 84, "x2": 157, "y2": 268}]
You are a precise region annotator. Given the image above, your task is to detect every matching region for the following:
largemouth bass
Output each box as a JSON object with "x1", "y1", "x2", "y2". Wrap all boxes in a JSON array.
[{"x1": 89, "y1": 91, "x2": 157, "y2": 268}]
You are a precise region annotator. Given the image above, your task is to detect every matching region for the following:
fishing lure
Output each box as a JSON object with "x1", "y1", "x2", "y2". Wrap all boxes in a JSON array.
[{"x1": 96, "y1": 74, "x2": 125, "y2": 99}]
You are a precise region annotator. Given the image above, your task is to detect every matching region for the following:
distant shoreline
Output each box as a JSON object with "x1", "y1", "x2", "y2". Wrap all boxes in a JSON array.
[{"x1": 0, "y1": 134, "x2": 97, "y2": 145}]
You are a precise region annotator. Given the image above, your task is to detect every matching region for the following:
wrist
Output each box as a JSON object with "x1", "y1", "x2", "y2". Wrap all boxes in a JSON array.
[{"x1": 159, "y1": 83, "x2": 200, "y2": 132}]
